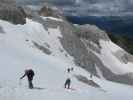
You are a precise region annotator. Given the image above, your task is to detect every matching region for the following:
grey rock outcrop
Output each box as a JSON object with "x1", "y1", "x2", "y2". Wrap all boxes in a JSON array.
[
  {"x1": 75, "y1": 24, "x2": 109, "y2": 42},
  {"x1": 0, "y1": 0, "x2": 16, "y2": 4},
  {"x1": 33, "y1": 41, "x2": 51, "y2": 55},
  {"x1": 0, "y1": 0, "x2": 26, "y2": 24},
  {"x1": 0, "y1": 26, "x2": 5, "y2": 34},
  {"x1": 75, "y1": 75, "x2": 100, "y2": 88},
  {"x1": 38, "y1": 4, "x2": 64, "y2": 19}
]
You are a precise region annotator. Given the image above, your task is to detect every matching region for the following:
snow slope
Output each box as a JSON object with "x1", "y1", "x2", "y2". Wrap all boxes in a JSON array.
[
  {"x1": 98, "y1": 40, "x2": 133, "y2": 74},
  {"x1": 0, "y1": 18, "x2": 133, "y2": 100}
]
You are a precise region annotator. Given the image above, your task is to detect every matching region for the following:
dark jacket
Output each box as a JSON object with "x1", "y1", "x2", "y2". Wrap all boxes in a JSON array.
[{"x1": 20, "y1": 69, "x2": 35, "y2": 81}]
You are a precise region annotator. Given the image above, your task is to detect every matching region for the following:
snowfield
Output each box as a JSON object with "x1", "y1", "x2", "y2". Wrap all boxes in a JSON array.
[
  {"x1": 98, "y1": 40, "x2": 133, "y2": 74},
  {"x1": 41, "y1": 16, "x2": 63, "y2": 22},
  {"x1": 0, "y1": 18, "x2": 133, "y2": 100}
]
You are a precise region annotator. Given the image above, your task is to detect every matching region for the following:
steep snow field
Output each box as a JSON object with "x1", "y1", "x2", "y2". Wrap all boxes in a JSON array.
[
  {"x1": 98, "y1": 40, "x2": 133, "y2": 74},
  {"x1": 0, "y1": 18, "x2": 133, "y2": 100}
]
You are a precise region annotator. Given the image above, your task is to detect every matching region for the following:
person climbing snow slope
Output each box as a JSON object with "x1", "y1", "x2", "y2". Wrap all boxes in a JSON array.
[{"x1": 20, "y1": 69, "x2": 35, "y2": 89}]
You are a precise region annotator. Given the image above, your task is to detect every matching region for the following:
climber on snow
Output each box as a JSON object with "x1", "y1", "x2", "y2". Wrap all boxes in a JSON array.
[
  {"x1": 64, "y1": 78, "x2": 71, "y2": 89},
  {"x1": 20, "y1": 69, "x2": 35, "y2": 89}
]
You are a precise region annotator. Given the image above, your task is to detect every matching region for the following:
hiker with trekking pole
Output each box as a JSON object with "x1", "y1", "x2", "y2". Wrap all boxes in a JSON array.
[{"x1": 20, "y1": 69, "x2": 35, "y2": 89}]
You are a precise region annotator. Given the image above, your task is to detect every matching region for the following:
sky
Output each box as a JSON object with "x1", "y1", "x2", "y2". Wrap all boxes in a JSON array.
[{"x1": 16, "y1": 0, "x2": 133, "y2": 16}]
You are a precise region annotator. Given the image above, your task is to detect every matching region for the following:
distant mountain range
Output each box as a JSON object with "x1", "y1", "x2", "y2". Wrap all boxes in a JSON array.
[{"x1": 66, "y1": 16, "x2": 133, "y2": 38}]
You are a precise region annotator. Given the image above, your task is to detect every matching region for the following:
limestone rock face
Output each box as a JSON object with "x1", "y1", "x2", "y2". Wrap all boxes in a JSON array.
[
  {"x1": 0, "y1": 0, "x2": 26, "y2": 24},
  {"x1": 38, "y1": 5, "x2": 63, "y2": 19},
  {"x1": 0, "y1": 0, "x2": 16, "y2": 4}
]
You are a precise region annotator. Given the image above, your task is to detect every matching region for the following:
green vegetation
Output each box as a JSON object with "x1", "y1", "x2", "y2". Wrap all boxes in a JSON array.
[{"x1": 108, "y1": 33, "x2": 133, "y2": 54}]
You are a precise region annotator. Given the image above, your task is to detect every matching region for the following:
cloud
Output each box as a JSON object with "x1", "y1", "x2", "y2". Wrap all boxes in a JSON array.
[
  {"x1": 16, "y1": 0, "x2": 133, "y2": 16},
  {"x1": 43, "y1": 0, "x2": 75, "y2": 5}
]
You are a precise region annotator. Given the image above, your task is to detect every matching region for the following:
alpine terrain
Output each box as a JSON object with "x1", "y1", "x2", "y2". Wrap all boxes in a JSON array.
[{"x1": 0, "y1": 0, "x2": 133, "y2": 100}]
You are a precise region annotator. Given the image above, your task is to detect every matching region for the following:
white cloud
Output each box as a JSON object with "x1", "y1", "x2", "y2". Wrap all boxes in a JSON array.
[{"x1": 16, "y1": 0, "x2": 133, "y2": 16}]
